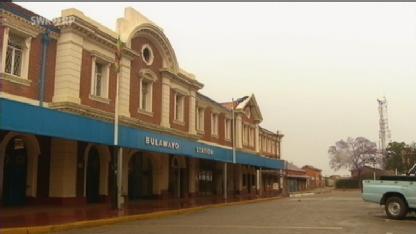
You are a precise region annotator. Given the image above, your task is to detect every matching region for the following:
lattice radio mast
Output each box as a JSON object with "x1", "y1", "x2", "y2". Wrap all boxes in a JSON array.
[{"x1": 377, "y1": 97, "x2": 391, "y2": 154}]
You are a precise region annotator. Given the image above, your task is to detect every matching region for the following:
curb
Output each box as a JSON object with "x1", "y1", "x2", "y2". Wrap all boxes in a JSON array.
[
  {"x1": 289, "y1": 192, "x2": 315, "y2": 198},
  {"x1": 1, "y1": 196, "x2": 283, "y2": 234}
]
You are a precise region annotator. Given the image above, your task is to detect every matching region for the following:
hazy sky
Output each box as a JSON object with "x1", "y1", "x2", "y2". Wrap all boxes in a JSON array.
[{"x1": 18, "y1": 2, "x2": 416, "y2": 175}]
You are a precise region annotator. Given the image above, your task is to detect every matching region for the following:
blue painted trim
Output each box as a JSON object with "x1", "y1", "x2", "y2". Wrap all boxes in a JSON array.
[
  {"x1": 0, "y1": 98, "x2": 286, "y2": 170},
  {"x1": 39, "y1": 30, "x2": 50, "y2": 107}
]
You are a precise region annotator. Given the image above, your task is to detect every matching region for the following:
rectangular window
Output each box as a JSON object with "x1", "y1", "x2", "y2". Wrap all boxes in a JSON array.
[
  {"x1": 272, "y1": 140, "x2": 276, "y2": 155},
  {"x1": 276, "y1": 142, "x2": 280, "y2": 155},
  {"x1": 211, "y1": 113, "x2": 218, "y2": 136},
  {"x1": 5, "y1": 33, "x2": 24, "y2": 77},
  {"x1": 259, "y1": 136, "x2": 262, "y2": 150},
  {"x1": 196, "y1": 107, "x2": 204, "y2": 131},
  {"x1": 174, "y1": 93, "x2": 185, "y2": 122},
  {"x1": 225, "y1": 118, "x2": 232, "y2": 140},
  {"x1": 243, "y1": 124, "x2": 249, "y2": 146},
  {"x1": 140, "y1": 79, "x2": 153, "y2": 112},
  {"x1": 94, "y1": 63, "x2": 103, "y2": 97},
  {"x1": 267, "y1": 139, "x2": 271, "y2": 153},
  {"x1": 91, "y1": 60, "x2": 109, "y2": 99},
  {"x1": 249, "y1": 127, "x2": 255, "y2": 147}
]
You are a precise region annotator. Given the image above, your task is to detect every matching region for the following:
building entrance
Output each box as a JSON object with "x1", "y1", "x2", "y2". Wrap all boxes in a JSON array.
[{"x1": 2, "y1": 137, "x2": 27, "y2": 206}]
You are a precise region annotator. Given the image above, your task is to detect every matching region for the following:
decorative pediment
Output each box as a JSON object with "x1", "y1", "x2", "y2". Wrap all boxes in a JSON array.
[
  {"x1": 117, "y1": 7, "x2": 179, "y2": 72},
  {"x1": 236, "y1": 94, "x2": 263, "y2": 122}
]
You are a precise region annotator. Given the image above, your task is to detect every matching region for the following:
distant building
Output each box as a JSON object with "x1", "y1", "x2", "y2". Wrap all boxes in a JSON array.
[
  {"x1": 325, "y1": 175, "x2": 342, "y2": 187},
  {"x1": 302, "y1": 165, "x2": 325, "y2": 189},
  {"x1": 285, "y1": 162, "x2": 308, "y2": 192},
  {"x1": 350, "y1": 166, "x2": 393, "y2": 180}
]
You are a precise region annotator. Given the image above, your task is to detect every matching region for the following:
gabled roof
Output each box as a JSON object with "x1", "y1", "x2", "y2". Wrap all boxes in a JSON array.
[
  {"x1": 287, "y1": 162, "x2": 305, "y2": 172},
  {"x1": 197, "y1": 93, "x2": 231, "y2": 112},
  {"x1": 302, "y1": 165, "x2": 322, "y2": 172},
  {"x1": 221, "y1": 94, "x2": 263, "y2": 122}
]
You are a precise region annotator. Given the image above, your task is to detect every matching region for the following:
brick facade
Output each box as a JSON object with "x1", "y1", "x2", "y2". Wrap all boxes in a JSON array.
[
  {"x1": 129, "y1": 37, "x2": 163, "y2": 125},
  {"x1": 0, "y1": 3, "x2": 286, "y2": 208},
  {"x1": 0, "y1": 4, "x2": 282, "y2": 157},
  {"x1": 302, "y1": 165, "x2": 324, "y2": 189},
  {"x1": 0, "y1": 34, "x2": 57, "y2": 102},
  {"x1": 80, "y1": 49, "x2": 117, "y2": 112}
]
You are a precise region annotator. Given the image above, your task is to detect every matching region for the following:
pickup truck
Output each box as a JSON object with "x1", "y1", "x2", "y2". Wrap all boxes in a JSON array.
[{"x1": 362, "y1": 164, "x2": 416, "y2": 220}]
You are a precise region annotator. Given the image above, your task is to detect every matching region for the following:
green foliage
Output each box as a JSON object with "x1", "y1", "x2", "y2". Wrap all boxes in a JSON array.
[
  {"x1": 335, "y1": 179, "x2": 360, "y2": 189},
  {"x1": 384, "y1": 141, "x2": 416, "y2": 174}
]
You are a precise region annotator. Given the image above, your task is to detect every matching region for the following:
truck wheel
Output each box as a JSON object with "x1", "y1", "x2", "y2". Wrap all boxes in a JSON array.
[{"x1": 385, "y1": 196, "x2": 408, "y2": 220}]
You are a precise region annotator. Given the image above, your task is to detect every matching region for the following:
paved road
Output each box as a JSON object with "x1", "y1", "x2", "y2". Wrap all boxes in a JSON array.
[{"x1": 56, "y1": 190, "x2": 415, "y2": 234}]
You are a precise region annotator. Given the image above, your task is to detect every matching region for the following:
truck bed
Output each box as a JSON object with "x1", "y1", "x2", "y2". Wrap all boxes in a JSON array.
[
  {"x1": 379, "y1": 176, "x2": 416, "y2": 182},
  {"x1": 362, "y1": 179, "x2": 416, "y2": 209}
]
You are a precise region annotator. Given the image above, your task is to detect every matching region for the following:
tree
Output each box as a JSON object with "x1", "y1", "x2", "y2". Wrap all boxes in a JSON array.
[
  {"x1": 328, "y1": 137, "x2": 378, "y2": 180},
  {"x1": 384, "y1": 141, "x2": 416, "y2": 174}
]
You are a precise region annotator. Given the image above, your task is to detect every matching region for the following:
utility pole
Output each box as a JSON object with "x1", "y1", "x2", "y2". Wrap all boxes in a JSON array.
[
  {"x1": 232, "y1": 98, "x2": 236, "y2": 164},
  {"x1": 113, "y1": 36, "x2": 124, "y2": 210}
]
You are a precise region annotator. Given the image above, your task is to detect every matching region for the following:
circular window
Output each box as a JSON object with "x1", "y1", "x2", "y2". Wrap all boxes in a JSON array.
[{"x1": 141, "y1": 44, "x2": 154, "y2": 65}]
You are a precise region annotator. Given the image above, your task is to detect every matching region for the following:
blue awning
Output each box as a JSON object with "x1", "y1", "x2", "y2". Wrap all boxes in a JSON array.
[{"x1": 0, "y1": 98, "x2": 286, "y2": 170}]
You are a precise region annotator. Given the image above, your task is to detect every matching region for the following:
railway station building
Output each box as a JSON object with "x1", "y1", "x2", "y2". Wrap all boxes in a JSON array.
[{"x1": 0, "y1": 3, "x2": 285, "y2": 208}]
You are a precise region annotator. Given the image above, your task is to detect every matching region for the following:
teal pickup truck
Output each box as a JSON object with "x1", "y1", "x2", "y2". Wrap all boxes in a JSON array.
[{"x1": 362, "y1": 164, "x2": 416, "y2": 220}]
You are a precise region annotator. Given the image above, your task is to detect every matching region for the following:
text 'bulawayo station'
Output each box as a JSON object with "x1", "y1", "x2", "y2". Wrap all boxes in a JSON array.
[{"x1": 145, "y1": 136, "x2": 180, "y2": 150}]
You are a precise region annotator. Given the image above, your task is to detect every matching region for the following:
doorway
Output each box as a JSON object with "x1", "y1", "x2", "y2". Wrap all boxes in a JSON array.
[
  {"x1": 2, "y1": 137, "x2": 27, "y2": 206},
  {"x1": 86, "y1": 146, "x2": 100, "y2": 203},
  {"x1": 128, "y1": 152, "x2": 153, "y2": 200},
  {"x1": 169, "y1": 156, "x2": 188, "y2": 198}
]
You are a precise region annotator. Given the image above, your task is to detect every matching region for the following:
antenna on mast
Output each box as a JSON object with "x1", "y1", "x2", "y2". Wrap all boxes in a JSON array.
[{"x1": 377, "y1": 96, "x2": 391, "y2": 155}]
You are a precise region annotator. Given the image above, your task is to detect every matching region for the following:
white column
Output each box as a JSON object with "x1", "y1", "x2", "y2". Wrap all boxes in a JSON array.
[
  {"x1": 236, "y1": 165, "x2": 243, "y2": 192},
  {"x1": 256, "y1": 169, "x2": 261, "y2": 195},
  {"x1": 49, "y1": 139, "x2": 77, "y2": 198},
  {"x1": 161, "y1": 76, "x2": 171, "y2": 128},
  {"x1": 121, "y1": 151, "x2": 130, "y2": 196},
  {"x1": 188, "y1": 90, "x2": 197, "y2": 135},
  {"x1": 255, "y1": 125, "x2": 260, "y2": 153},
  {"x1": 117, "y1": 148, "x2": 123, "y2": 208},
  {"x1": 188, "y1": 158, "x2": 197, "y2": 195},
  {"x1": 0, "y1": 27, "x2": 9, "y2": 73},
  {"x1": 119, "y1": 57, "x2": 131, "y2": 117},
  {"x1": 277, "y1": 138, "x2": 282, "y2": 158},
  {"x1": 53, "y1": 32, "x2": 83, "y2": 104},
  {"x1": 236, "y1": 115, "x2": 243, "y2": 148},
  {"x1": 280, "y1": 169, "x2": 285, "y2": 191},
  {"x1": 224, "y1": 163, "x2": 228, "y2": 200}
]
